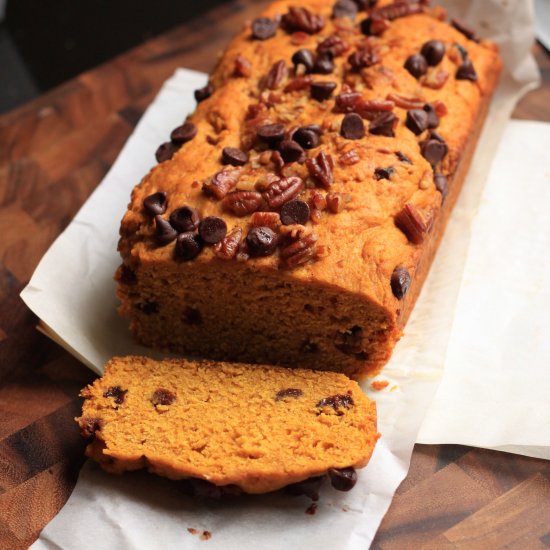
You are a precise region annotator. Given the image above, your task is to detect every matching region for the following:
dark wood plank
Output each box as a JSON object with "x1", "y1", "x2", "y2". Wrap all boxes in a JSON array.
[{"x1": 0, "y1": 2, "x2": 548, "y2": 548}]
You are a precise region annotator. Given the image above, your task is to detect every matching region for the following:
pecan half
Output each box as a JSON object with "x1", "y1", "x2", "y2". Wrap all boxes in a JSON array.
[
  {"x1": 317, "y1": 35, "x2": 349, "y2": 57},
  {"x1": 262, "y1": 176, "x2": 304, "y2": 209},
  {"x1": 250, "y1": 211, "x2": 281, "y2": 228},
  {"x1": 348, "y1": 46, "x2": 380, "y2": 71},
  {"x1": 281, "y1": 7, "x2": 325, "y2": 34},
  {"x1": 222, "y1": 191, "x2": 263, "y2": 216},
  {"x1": 284, "y1": 75, "x2": 312, "y2": 93},
  {"x1": 202, "y1": 169, "x2": 242, "y2": 200},
  {"x1": 386, "y1": 92, "x2": 425, "y2": 110},
  {"x1": 306, "y1": 151, "x2": 334, "y2": 189},
  {"x1": 263, "y1": 60, "x2": 289, "y2": 90},
  {"x1": 279, "y1": 233, "x2": 318, "y2": 268},
  {"x1": 213, "y1": 227, "x2": 243, "y2": 260}
]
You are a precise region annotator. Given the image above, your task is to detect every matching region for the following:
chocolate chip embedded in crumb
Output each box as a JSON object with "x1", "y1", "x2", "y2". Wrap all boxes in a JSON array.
[
  {"x1": 246, "y1": 226, "x2": 279, "y2": 257},
  {"x1": 456, "y1": 58, "x2": 478, "y2": 81},
  {"x1": 154, "y1": 215, "x2": 178, "y2": 246},
  {"x1": 169, "y1": 206, "x2": 200, "y2": 233},
  {"x1": 316, "y1": 393, "x2": 354, "y2": 411},
  {"x1": 391, "y1": 266, "x2": 411, "y2": 299},
  {"x1": 257, "y1": 123, "x2": 286, "y2": 147},
  {"x1": 275, "y1": 388, "x2": 304, "y2": 401},
  {"x1": 423, "y1": 103, "x2": 440, "y2": 129},
  {"x1": 278, "y1": 140, "x2": 306, "y2": 164},
  {"x1": 395, "y1": 151, "x2": 412, "y2": 164},
  {"x1": 312, "y1": 54, "x2": 335, "y2": 75},
  {"x1": 369, "y1": 112, "x2": 397, "y2": 137},
  {"x1": 199, "y1": 216, "x2": 227, "y2": 244},
  {"x1": 420, "y1": 134, "x2": 448, "y2": 167},
  {"x1": 103, "y1": 386, "x2": 127, "y2": 405},
  {"x1": 155, "y1": 142, "x2": 179, "y2": 163},
  {"x1": 404, "y1": 54, "x2": 428, "y2": 79},
  {"x1": 175, "y1": 232, "x2": 203, "y2": 261},
  {"x1": 310, "y1": 81, "x2": 337, "y2": 101},
  {"x1": 420, "y1": 40, "x2": 446, "y2": 66},
  {"x1": 151, "y1": 388, "x2": 177, "y2": 406},
  {"x1": 340, "y1": 113, "x2": 365, "y2": 140},
  {"x1": 79, "y1": 417, "x2": 103, "y2": 439},
  {"x1": 405, "y1": 109, "x2": 429, "y2": 135},
  {"x1": 332, "y1": 0, "x2": 358, "y2": 19},
  {"x1": 374, "y1": 166, "x2": 395, "y2": 180},
  {"x1": 328, "y1": 467, "x2": 358, "y2": 491},
  {"x1": 434, "y1": 173, "x2": 448, "y2": 200},
  {"x1": 221, "y1": 147, "x2": 248, "y2": 167},
  {"x1": 143, "y1": 191, "x2": 167, "y2": 215},
  {"x1": 291, "y1": 48, "x2": 316, "y2": 74},
  {"x1": 194, "y1": 83, "x2": 214, "y2": 103},
  {"x1": 280, "y1": 199, "x2": 310, "y2": 225},
  {"x1": 252, "y1": 17, "x2": 279, "y2": 40},
  {"x1": 170, "y1": 122, "x2": 198, "y2": 144}
]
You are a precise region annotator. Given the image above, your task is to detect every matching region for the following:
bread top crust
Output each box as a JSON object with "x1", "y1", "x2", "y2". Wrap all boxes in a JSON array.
[{"x1": 118, "y1": 0, "x2": 501, "y2": 317}]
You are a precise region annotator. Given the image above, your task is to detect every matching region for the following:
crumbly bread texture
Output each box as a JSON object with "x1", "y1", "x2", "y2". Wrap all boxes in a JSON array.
[
  {"x1": 76, "y1": 356, "x2": 379, "y2": 494},
  {"x1": 116, "y1": 0, "x2": 501, "y2": 378}
]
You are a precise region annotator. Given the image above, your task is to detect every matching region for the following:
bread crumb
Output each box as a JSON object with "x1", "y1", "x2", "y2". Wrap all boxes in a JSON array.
[{"x1": 370, "y1": 379, "x2": 389, "y2": 391}]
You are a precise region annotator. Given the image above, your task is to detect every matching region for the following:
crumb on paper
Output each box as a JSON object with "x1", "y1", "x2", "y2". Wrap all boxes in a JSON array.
[
  {"x1": 188, "y1": 528, "x2": 212, "y2": 540},
  {"x1": 390, "y1": 384, "x2": 398, "y2": 391},
  {"x1": 305, "y1": 502, "x2": 318, "y2": 515},
  {"x1": 341, "y1": 504, "x2": 349, "y2": 512},
  {"x1": 370, "y1": 379, "x2": 389, "y2": 391}
]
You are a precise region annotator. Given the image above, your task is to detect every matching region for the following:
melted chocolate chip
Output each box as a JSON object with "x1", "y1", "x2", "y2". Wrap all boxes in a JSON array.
[
  {"x1": 194, "y1": 84, "x2": 214, "y2": 103},
  {"x1": 170, "y1": 122, "x2": 198, "y2": 144},
  {"x1": 404, "y1": 54, "x2": 428, "y2": 79},
  {"x1": 198, "y1": 216, "x2": 227, "y2": 244},
  {"x1": 155, "y1": 142, "x2": 179, "y2": 163},
  {"x1": 405, "y1": 109, "x2": 429, "y2": 135},
  {"x1": 154, "y1": 216, "x2": 178, "y2": 246},
  {"x1": 278, "y1": 140, "x2": 306, "y2": 163},
  {"x1": 423, "y1": 103, "x2": 440, "y2": 129},
  {"x1": 252, "y1": 17, "x2": 279, "y2": 40},
  {"x1": 292, "y1": 48, "x2": 316, "y2": 73},
  {"x1": 280, "y1": 199, "x2": 310, "y2": 225},
  {"x1": 396, "y1": 151, "x2": 412, "y2": 164},
  {"x1": 310, "y1": 81, "x2": 337, "y2": 101},
  {"x1": 369, "y1": 112, "x2": 397, "y2": 137},
  {"x1": 144, "y1": 191, "x2": 168, "y2": 215},
  {"x1": 340, "y1": 113, "x2": 365, "y2": 140},
  {"x1": 328, "y1": 467, "x2": 357, "y2": 491},
  {"x1": 257, "y1": 123, "x2": 286, "y2": 146},
  {"x1": 285, "y1": 476, "x2": 326, "y2": 501},
  {"x1": 420, "y1": 40, "x2": 446, "y2": 66},
  {"x1": 391, "y1": 266, "x2": 411, "y2": 299},
  {"x1": 221, "y1": 147, "x2": 249, "y2": 166},
  {"x1": 103, "y1": 386, "x2": 127, "y2": 405},
  {"x1": 316, "y1": 393, "x2": 354, "y2": 410},
  {"x1": 246, "y1": 226, "x2": 279, "y2": 257},
  {"x1": 175, "y1": 232, "x2": 203, "y2": 261},
  {"x1": 275, "y1": 388, "x2": 304, "y2": 401},
  {"x1": 374, "y1": 166, "x2": 395, "y2": 180},
  {"x1": 169, "y1": 206, "x2": 200, "y2": 233},
  {"x1": 151, "y1": 388, "x2": 177, "y2": 406},
  {"x1": 293, "y1": 127, "x2": 321, "y2": 149},
  {"x1": 456, "y1": 58, "x2": 478, "y2": 81},
  {"x1": 312, "y1": 54, "x2": 335, "y2": 75},
  {"x1": 332, "y1": 0, "x2": 358, "y2": 19},
  {"x1": 434, "y1": 173, "x2": 448, "y2": 200}
]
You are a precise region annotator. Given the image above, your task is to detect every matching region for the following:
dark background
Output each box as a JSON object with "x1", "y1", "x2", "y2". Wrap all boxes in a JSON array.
[{"x1": 0, "y1": 0, "x2": 228, "y2": 114}]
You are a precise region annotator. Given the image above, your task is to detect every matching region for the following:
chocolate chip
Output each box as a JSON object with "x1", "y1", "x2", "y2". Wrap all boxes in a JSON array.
[
  {"x1": 151, "y1": 388, "x2": 176, "y2": 406},
  {"x1": 423, "y1": 103, "x2": 440, "y2": 129},
  {"x1": 257, "y1": 123, "x2": 286, "y2": 147},
  {"x1": 183, "y1": 306, "x2": 202, "y2": 325},
  {"x1": 312, "y1": 54, "x2": 335, "y2": 75},
  {"x1": 316, "y1": 393, "x2": 354, "y2": 410},
  {"x1": 420, "y1": 135, "x2": 448, "y2": 167},
  {"x1": 198, "y1": 216, "x2": 227, "y2": 244},
  {"x1": 275, "y1": 388, "x2": 304, "y2": 401},
  {"x1": 280, "y1": 199, "x2": 310, "y2": 225},
  {"x1": 332, "y1": 0, "x2": 358, "y2": 19},
  {"x1": 396, "y1": 151, "x2": 412, "y2": 164},
  {"x1": 118, "y1": 265, "x2": 137, "y2": 285},
  {"x1": 144, "y1": 191, "x2": 167, "y2": 215},
  {"x1": 194, "y1": 83, "x2": 213, "y2": 103},
  {"x1": 246, "y1": 226, "x2": 279, "y2": 257},
  {"x1": 293, "y1": 127, "x2": 320, "y2": 149},
  {"x1": 103, "y1": 386, "x2": 127, "y2": 405},
  {"x1": 252, "y1": 17, "x2": 279, "y2": 40},
  {"x1": 404, "y1": 54, "x2": 428, "y2": 79},
  {"x1": 434, "y1": 173, "x2": 448, "y2": 200},
  {"x1": 374, "y1": 166, "x2": 395, "y2": 180},
  {"x1": 456, "y1": 58, "x2": 478, "y2": 81},
  {"x1": 369, "y1": 112, "x2": 397, "y2": 137},
  {"x1": 175, "y1": 232, "x2": 203, "y2": 261},
  {"x1": 292, "y1": 48, "x2": 316, "y2": 73},
  {"x1": 328, "y1": 467, "x2": 357, "y2": 491},
  {"x1": 154, "y1": 215, "x2": 178, "y2": 245},
  {"x1": 451, "y1": 18, "x2": 479, "y2": 42},
  {"x1": 170, "y1": 122, "x2": 198, "y2": 144},
  {"x1": 285, "y1": 476, "x2": 325, "y2": 501},
  {"x1": 278, "y1": 140, "x2": 306, "y2": 163},
  {"x1": 169, "y1": 206, "x2": 200, "y2": 233},
  {"x1": 340, "y1": 113, "x2": 365, "y2": 140},
  {"x1": 310, "y1": 81, "x2": 337, "y2": 101},
  {"x1": 405, "y1": 109, "x2": 429, "y2": 135},
  {"x1": 391, "y1": 266, "x2": 411, "y2": 299},
  {"x1": 136, "y1": 301, "x2": 158, "y2": 315},
  {"x1": 420, "y1": 40, "x2": 446, "y2": 66},
  {"x1": 155, "y1": 142, "x2": 179, "y2": 163},
  {"x1": 221, "y1": 147, "x2": 248, "y2": 166}
]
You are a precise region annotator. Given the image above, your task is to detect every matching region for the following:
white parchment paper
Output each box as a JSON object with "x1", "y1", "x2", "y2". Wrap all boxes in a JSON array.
[{"x1": 22, "y1": 2, "x2": 543, "y2": 548}]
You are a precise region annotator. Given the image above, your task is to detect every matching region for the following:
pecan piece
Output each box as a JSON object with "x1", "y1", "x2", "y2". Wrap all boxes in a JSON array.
[
  {"x1": 317, "y1": 35, "x2": 349, "y2": 57},
  {"x1": 306, "y1": 151, "x2": 334, "y2": 189},
  {"x1": 279, "y1": 233, "x2": 318, "y2": 268},
  {"x1": 348, "y1": 46, "x2": 380, "y2": 71},
  {"x1": 421, "y1": 69, "x2": 449, "y2": 90},
  {"x1": 263, "y1": 60, "x2": 288, "y2": 90},
  {"x1": 339, "y1": 149, "x2": 361, "y2": 166},
  {"x1": 213, "y1": 227, "x2": 243, "y2": 260},
  {"x1": 250, "y1": 211, "x2": 280, "y2": 228},
  {"x1": 386, "y1": 92, "x2": 425, "y2": 110},
  {"x1": 326, "y1": 192, "x2": 344, "y2": 213},
  {"x1": 284, "y1": 75, "x2": 312, "y2": 93},
  {"x1": 395, "y1": 203, "x2": 429, "y2": 244},
  {"x1": 281, "y1": 7, "x2": 325, "y2": 34},
  {"x1": 234, "y1": 54, "x2": 252, "y2": 77},
  {"x1": 262, "y1": 176, "x2": 304, "y2": 209},
  {"x1": 202, "y1": 169, "x2": 242, "y2": 200},
  {"x1": 222, "y1": 191, "x2": 263, "y2": 216},
  {"x1": 372, "y1": 2, "x2": 422, "y2": 21}
]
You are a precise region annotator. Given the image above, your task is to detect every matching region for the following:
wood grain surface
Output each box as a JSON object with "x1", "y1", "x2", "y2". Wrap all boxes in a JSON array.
[{"x1": 0, "y1": 2, "x2": 549, "y2": 547}]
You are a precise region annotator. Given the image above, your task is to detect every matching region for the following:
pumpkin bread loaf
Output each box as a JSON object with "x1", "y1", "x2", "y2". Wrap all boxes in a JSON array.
[
  {"x1": 77, "y1": 356, "x2": 379, "y2": 495},
  {"x1": 116, "y1": 0, "x2": 501, "y2": 378}
]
